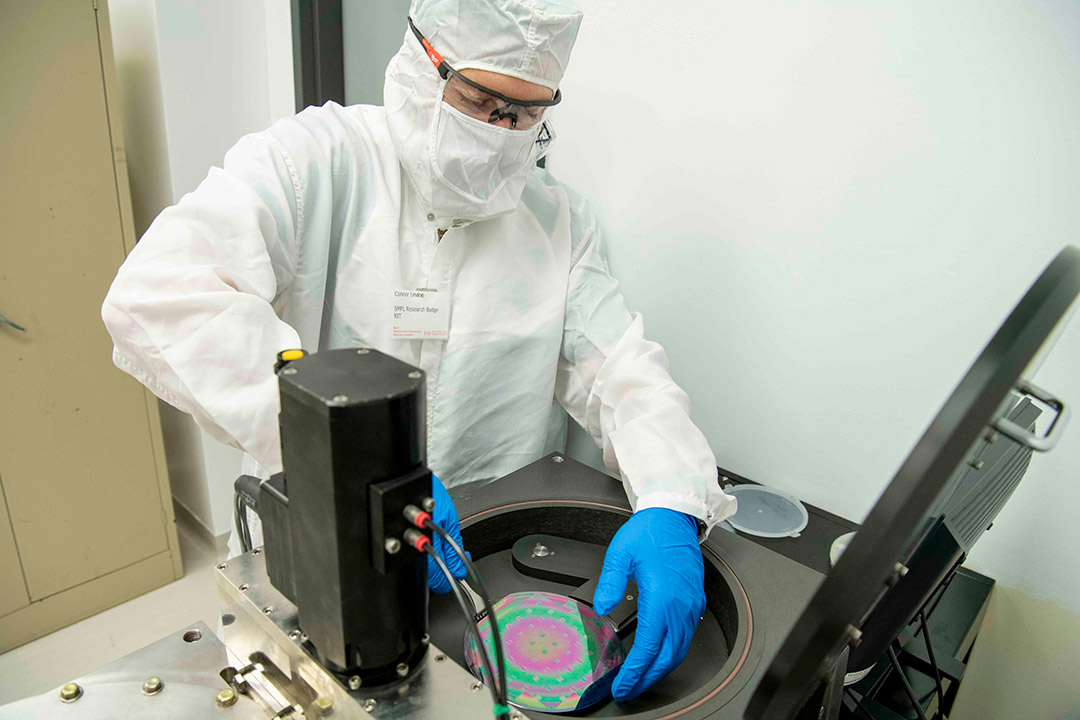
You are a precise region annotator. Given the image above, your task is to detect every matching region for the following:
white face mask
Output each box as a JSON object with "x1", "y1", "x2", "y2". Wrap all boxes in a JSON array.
[{"x1": 427, "y1": 100, "x2": 540, "y2": 220}]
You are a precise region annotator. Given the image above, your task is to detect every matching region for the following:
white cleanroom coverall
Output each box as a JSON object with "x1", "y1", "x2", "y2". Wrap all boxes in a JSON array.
[{"x1": 101, "y1": 1, "x2": 736, "y2": 542}]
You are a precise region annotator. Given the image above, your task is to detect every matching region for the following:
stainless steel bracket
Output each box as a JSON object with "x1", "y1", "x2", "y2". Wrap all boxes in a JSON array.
[{"x1": 221, "y1": 660, "x2": 307, "y2": 718}]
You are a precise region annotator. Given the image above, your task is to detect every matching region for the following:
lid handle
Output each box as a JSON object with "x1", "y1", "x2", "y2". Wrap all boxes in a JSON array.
[{"x1": 992, "y1": 380, "x2": 1070, "y2": 452}]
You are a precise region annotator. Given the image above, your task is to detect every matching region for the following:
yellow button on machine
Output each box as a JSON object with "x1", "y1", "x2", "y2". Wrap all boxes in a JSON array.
[{"x1": 280, "y1": 349, "x2": 305, "y2": 361}]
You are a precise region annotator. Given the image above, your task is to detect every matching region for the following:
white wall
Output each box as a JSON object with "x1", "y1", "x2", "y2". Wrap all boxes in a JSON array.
[
  {"x1": 154, "y1": 0, "x2": 293, "y2": 200},
  {"x1": 343, "y1": 0, "x2": 412, "y2": 106},
  {"x1": 555, "y1": 0, "x2": 1080, "y2": 616},
  {"x1": 106, "y1": 0, "x2": 173, "y2": 238},
  {"x1": 109, "y1": 0, "x2": 294, "y2": 537}
]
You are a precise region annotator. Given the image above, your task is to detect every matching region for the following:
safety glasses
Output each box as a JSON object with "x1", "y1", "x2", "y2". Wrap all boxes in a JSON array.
[{"x1": 408, "y1": 16, "x2": 561, "y2": 130}]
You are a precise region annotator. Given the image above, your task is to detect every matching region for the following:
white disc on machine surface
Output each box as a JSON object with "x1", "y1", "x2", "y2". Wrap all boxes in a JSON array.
[{"x1": 723, "y1": 484, "x2": 809, "y2": 538}]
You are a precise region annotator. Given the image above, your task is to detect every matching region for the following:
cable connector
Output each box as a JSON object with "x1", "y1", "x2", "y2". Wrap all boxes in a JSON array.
[
  {"x1": 403, "y1": 528, "x2": 431, "y2": 554},
  {"x1": 403, "y1": 504, "x2": 432, "y2": 529}
]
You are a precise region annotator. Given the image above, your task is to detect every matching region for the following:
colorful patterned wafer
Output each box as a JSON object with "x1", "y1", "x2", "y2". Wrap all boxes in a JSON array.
[{"x1": 464, "y1": 591, "x2": 625, "y2": 712}]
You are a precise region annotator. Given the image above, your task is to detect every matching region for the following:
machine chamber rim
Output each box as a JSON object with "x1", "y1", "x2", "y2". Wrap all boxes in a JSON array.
[{"x1": 460, "y1": 498, "x2": 759, "y2": 719}]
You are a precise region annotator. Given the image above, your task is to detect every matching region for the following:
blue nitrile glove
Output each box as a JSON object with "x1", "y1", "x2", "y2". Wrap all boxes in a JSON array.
[
  {"x1": 427, "y1": 474, "x2": 468, "y2": 594},
  {"x1": 593, "y1": 508, "x2": 706, "y2": 701}
]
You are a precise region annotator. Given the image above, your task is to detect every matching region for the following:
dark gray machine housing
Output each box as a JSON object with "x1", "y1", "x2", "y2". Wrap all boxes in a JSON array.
[
  {"x1": 429, "y1": 457, "x2": 842, "y2": 720},
  {"x1": 844, "y1": 395, "x2": 1039, "y2": 676}
]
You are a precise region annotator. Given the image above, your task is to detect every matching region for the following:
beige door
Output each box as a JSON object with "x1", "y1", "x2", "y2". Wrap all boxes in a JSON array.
[{"x1": 0, "y1": 0, "x2": 179, "y2": 643}]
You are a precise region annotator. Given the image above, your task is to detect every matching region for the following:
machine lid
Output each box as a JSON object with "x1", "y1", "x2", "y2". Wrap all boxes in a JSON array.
[
  {"x1": 746, "y1": 246, "x2": 1080, "y2": 720},
  {"x1": 723, "y1": 485, "x2": 809, "y2": 538},
  {"x1": 464, "y1": 591, "x2": 626, "y2": 713}
]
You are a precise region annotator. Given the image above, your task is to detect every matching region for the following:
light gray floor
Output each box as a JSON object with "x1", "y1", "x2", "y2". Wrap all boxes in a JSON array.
[{"x1": 0, "y1": 507, "x2": 227, "y2": 705}]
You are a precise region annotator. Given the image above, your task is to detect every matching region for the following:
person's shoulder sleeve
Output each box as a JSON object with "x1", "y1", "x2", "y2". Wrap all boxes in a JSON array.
[
  {"x1": 100, "y1": 117, "x2": 320, "y2": 470},
  {"x1": 550, "y1": 175, "x2": 736, "y2": 533}
]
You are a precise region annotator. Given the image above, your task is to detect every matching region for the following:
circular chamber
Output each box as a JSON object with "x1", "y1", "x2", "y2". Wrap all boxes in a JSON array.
[
  {"x1": 464, "y1": 591, "x2": 625, "y2": 713},
  {"x1": 429, "y1": 501, "x2": 756, "y2": 718}
]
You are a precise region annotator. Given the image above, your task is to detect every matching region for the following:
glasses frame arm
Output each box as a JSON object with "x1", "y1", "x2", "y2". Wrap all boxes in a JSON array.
[{"x1": 407, "y1": 16, "x2": 561, "y2": 109}]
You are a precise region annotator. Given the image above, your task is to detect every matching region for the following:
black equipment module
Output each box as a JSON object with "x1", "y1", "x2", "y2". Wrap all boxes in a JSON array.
[{"x1": 239, "y1": 348, "x2": 434, "y2": 685}]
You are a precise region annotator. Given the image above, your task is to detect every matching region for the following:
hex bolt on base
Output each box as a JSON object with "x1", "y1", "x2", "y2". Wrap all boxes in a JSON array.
[
  {"x1": 59, "y1": 683, "x2": 82, "y2": 703},
  {"x1": 216, "y1": 689, "x2": 238, "y2": 707}
]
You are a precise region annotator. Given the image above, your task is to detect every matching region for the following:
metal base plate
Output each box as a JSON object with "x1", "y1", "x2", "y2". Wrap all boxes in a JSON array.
[
  {"x1": 0, "y1": 621, "x2": 266, "y2": 719},
  {"x1": 217, "y1": 548, "x2": 497, "y2": 719}
]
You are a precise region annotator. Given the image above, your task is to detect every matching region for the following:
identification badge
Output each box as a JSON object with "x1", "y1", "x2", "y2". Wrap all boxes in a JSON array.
[{"x1": 391, "y1": 288, "x2": 450, "y2": 339}]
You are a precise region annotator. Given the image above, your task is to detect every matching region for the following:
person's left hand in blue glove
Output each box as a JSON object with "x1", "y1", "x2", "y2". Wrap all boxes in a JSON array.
[
  {"x1": 427, "y1": 474, "x2": 468, "y2": 594},
  {"x1": 593, "y1": 507, "x2": 706, "y2": 702}
]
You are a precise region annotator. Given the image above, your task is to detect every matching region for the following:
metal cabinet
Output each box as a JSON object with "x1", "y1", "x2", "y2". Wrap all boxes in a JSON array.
[{"x1": 0, "y1": 0, "x2": 182, "y2": 652}]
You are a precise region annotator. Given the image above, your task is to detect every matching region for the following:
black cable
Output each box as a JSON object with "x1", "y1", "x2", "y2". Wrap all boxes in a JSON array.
[
  {"x1": 843, "y1": 687, "x2": 878, "y2": 720},
  {"x1": 424, "y1": 518, "x2": 508, "y2": 709},
  {"x1": 404, "y1": 505, "x2": 509, "y2": 708},
  {"x1": 233, "y1": 494, "x2": 242, "y2": 549},
  {"x1": 887, "y1": 644, "x2": 929, "y2": 720},
  {"x1": 242, "y1": 497, "x2": 252, "y2": 550},
  {"x1": 917, "y1": 610, "x2": 946, "y2": 715},
  {"x1": 863, "y1": 662, "x2": 890, "y2": 700},
  {"x1": 242, "y1": 495, "x2": 253, "y2": 550},
  {"x1": 234, "y1": 493, "x2": 252, "y2": 553},
  {"x1": 425, "y1": 546, "x2": 501, "y2": 707},
  {"x1": 424, "y1": 545, "x2": 508, "y2": 720},
  {"x1": 233, "y1": 476, "x2": 265, "y2": 554}
]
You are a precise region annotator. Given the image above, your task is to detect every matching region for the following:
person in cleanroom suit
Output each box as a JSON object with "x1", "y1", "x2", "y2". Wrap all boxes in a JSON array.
[{"x1": 101, "y1": 0, "x2": 736, "y2": 701}]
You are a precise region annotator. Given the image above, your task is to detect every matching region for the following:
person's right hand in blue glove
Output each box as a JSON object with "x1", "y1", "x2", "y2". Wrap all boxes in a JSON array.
[
  {"x1": 427, "y1": 474, "x2": 468, "y2": 594},
  {"x1": 593, "y1": 508, "x2": 706, "y2": 701}
]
